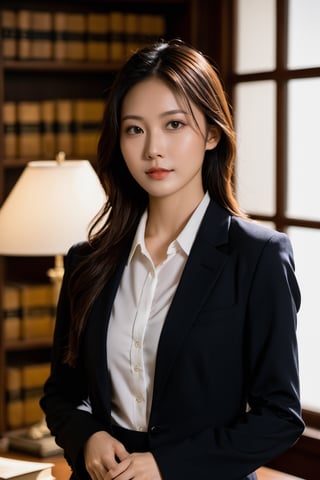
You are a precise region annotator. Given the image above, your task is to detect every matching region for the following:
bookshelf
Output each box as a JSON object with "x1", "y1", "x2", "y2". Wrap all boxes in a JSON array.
[{"x1": 0, "y1": 0, "x2": 224, "y2": 436}]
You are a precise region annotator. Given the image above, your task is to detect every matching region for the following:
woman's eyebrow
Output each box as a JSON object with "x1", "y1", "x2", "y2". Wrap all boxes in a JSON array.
[{"x1": 122, "y1": 109, "x2": 189, "y2": 122}]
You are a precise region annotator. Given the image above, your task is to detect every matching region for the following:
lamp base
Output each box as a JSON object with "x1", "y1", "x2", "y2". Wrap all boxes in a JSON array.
[
  {"x1": 26, "y1": 254, "x2": 65, "y2": 440},
  {"x1": 47, "y1": 253, "x2": 64, "y2": 304}
]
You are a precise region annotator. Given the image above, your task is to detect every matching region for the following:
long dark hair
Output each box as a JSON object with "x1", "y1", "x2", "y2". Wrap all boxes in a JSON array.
[{"x1": 64, "y1": 39, "x2": 242, "y2": 366}]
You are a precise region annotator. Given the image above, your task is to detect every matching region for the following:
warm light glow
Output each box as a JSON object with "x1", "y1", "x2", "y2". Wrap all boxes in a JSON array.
[{"x1": 0, "y1": 160, "x2": 106, "y2": 256}]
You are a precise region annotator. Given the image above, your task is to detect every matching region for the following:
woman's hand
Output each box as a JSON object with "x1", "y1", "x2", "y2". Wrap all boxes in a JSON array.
[
  {"x1": 84, "y1": 430, "x2": 129, "y2": 480},
  {"x1": 106, "y1": 452, "x2": 162, "y2": 480}
]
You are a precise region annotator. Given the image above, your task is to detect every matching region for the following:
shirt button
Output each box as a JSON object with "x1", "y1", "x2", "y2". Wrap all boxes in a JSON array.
[
  {"x1": 136, "y1": 395, "x2": 143, "y2": 403},
  {"x1": 135, "y1": 340, "x2": 141, "y2": 348},
  {"x1": 134, "y1": 365, "x2": 141, "y2": 372}
]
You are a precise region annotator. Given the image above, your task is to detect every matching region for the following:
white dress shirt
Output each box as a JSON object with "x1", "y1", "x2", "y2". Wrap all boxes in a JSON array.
[{"x1": 78, "y1": 193, "x2": 210, "y2": 432}]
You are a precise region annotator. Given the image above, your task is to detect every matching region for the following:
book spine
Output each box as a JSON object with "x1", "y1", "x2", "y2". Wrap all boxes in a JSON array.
[
  {"x1": 21, "y1": 363, "x2": 51, "y2": 390},
  {"x1": 109, "y1": 11, "x2": 125, "y2": 61},
  {"x1": 17, "y1": 10, "x2": 32, "y2": 60},
  {"x1": 15, "y1": 283, "x2": 55, "y2": 340},
  {"x1": 6, "y1": 362, "x2": 51, "y2": 428},
  {"x1": 17, "y1": 101, "x2": 42, "y2": 158},
  {"x1": 1, "y1": 10, "x2": 17, "y2": 59},
  {"x1": 73, "y1": 99, "x2": 104, "y2": 157},
  {"x1": 23, "y1": 395, "x2": 45, "y2": 425},
  {"x1": 22, "y1": 361, "x2": 50, "y2": 425},
  {"x1": 3, "y1": 285, "x2": 21, "y2": 340},
  {"x1": 87, "y1": 13, "x2": 109, "y2": 61},
  {"x1": 55, "y1": 99, "x2": 74, "y2": 157},
  {"x1": 52, "y1": 11, "x2": 67, "y2": 61},
  {"x1": 153, "y1": 14, "x2": 166, "y2": 43},
  {"x1": 30, "y1": 11, "x2": 53, "y2": 60},
  {"x1": 3, "y1": 101, "x2": 17, "y2": 159},
  {"x1": 65, "y1": 13, "x2": 87, "y2": 61},
  {"x1": 41, "y1": 100, "x2": 56, "y2": 158},
  {"x1": 21, "y1": 310, "x2": 55, "y2": 340},
  {"x1": 6, "y1": 367, "x2": 24, "y2": 428},
  {"x1": 138, "y1": 14, "x2": 166, "y2": 49},
  {"x1": 124, "y1": 13, "x2": 140, "y2": 58}
]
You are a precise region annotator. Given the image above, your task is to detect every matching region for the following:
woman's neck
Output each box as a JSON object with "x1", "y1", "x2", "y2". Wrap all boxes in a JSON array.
[{"x1": 144, "y1": 191, "x2": 205, "y2": 265}]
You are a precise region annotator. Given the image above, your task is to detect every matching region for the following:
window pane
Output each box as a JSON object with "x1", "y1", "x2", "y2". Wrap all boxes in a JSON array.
[
  {"x1": 234, "y1": 81, "x2": 276, "y2": 215},
  {"x1": 288, "y1": 0, "x2": 320, "y2": 69},
  {"x1": 235, "y1": 0, "x2": 276, "y2": 73},
  {"x1": 287, "y1": 78, "x2": 320, "y2": 221},
  {"x1": 288, "y1": 227, "x2": 320, "y2": 412}
]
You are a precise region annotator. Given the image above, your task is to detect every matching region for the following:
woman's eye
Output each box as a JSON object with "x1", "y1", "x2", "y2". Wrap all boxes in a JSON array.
[
  {"x1": 126, "y1": 125, "x2": 143, "y2": 134},
  {"x1": 167, "y1": 120, "x2": 184, "y2": 130}
]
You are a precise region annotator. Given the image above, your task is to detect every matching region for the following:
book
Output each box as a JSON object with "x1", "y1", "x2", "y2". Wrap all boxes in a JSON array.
[
  {"x1": 30, "y1": 11, "x2": 53, "y2": 60},
  {"x1": 73, "y1": 99, "x2": 104, "y2": 157},
  {"x1": 153, "y1": 14, "x2": 166, "y2": 43},
  {"x1": 0, "y1": 456, "x2": 54, "y2": 479},
  {"x1": 23, "y1": 395, "x2": 44, "y2": 426},
  {"x1": 6, "y1": 399, "x2": 24, "y2": 430},
  {"x1": 55, "y1": 99, "x2": 73, "y2": 156},
  {"x1": 65, "y1": 13, "x2": 86, "y2": 61},
  {"x1": 139, "y1": 14, "x2": 166, "y2": 48},
  {"x1": 6, "y1": 367, "x2": 22, "y2": 401},
  {"x1": 87, "y1": 13, "x2": 109, "y2": 61},
  {"x1": 11, "y1": 283, "x2": 55, "y2": 340},
  {"x1": 3, "y1": 102, "x2": 17, "y2": 160},
  {"x1": 21, "y1": 364, "x2": 50, "y2": 392},
  {"x1": 6, "y1": 363, "x2": 51, "y2": 428},
  {"x1": 40, "y1": 100, "x2": 56, "y2": 159},
  {"x1": 8, "y1": 430, "x2": 62, "y2": 458},
  {"x1": 17, "y1": 102, "x2": 42, "y2": 158},
  {"x1": 109, "y1": 11, "x2": 125, "y2": 61},
  {"x1": 1, "y1": 10, "x2": 17, "y2": 59},
  {"x1": 52, "y1": 12, "x2": 67, "y2": 61},
  {"x1": 124, "y1": 13, "x2": 140, "y2": 57},
  {"x1": 16, "y1": 10, "x2": 32, "y2": 60},
  {"x1": 3, "y1": 285, "x2": 21, "y2": 341}
]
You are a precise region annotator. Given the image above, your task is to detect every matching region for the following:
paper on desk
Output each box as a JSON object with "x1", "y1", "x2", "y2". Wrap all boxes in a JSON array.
[{"x1": 0, "y1": 457, "x2": 53, "y2": 479}]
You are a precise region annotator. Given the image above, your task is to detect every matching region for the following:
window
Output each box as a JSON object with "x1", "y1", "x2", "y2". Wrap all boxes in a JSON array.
[{"x1": 232, "y1": 0, "x2": 320, "y2": 419}]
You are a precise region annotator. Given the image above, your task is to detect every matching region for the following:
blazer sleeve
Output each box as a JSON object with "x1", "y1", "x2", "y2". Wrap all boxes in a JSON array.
[
  {"x1": 152, "y1": 232, "x2": 305, "y2": 479},
  {"x1": 40, "y1": 245, "x2": 107, "y2": 476}
]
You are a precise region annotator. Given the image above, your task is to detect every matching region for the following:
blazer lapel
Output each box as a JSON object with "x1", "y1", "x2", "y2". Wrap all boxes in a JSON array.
[
  {"x1": 152, "y1": 201, "x2": 231, "y2": 406},
  {"x1": 85, "y1": 248, "x2": 129, "y2": 420}
]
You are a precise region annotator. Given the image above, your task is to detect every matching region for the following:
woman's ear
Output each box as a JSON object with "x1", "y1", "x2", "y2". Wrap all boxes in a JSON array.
[{"x1": 205, "y1": 125, "x2": 221, "y2": 151}]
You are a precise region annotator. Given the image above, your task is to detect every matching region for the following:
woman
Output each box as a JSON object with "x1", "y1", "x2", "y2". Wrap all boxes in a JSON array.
[{"x1": 41, "y1": 39, "x2": 304, "y2": 480}]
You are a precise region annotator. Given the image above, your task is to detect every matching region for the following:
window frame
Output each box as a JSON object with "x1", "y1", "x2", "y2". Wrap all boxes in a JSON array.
[{"x1": 225, "y1": 0, "x2": 320, "y2": 429}]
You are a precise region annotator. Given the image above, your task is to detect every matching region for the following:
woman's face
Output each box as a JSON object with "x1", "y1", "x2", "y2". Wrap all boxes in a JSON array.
[{"x1": 120, "y1": 77, "x2": 220, "y2": 202}]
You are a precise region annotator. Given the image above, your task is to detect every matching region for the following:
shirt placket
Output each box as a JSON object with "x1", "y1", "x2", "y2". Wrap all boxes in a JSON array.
[{"x1": 130, "y1": 264, "x2": 157, "y2": 431}]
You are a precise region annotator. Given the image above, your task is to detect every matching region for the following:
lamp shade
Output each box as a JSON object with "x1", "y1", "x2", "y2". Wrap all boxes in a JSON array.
[{"x1": 0, "y1": 160, "x2": 106, "y2": 256}]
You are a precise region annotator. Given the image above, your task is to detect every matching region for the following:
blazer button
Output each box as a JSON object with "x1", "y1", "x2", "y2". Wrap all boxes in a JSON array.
[{"x1": 150, "y1": 425, "x2": 160, "y2": 434}]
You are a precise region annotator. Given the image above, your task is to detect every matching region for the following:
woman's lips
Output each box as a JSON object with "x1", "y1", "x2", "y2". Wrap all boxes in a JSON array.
[{"x1": 145, "y1": 167, "x2": 173, "y2": 179}]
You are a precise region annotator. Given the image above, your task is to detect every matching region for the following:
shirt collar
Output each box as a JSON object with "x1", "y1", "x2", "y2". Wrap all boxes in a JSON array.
[{"x1": 128, "y1": 192, "x2": 210, "y2": 264}]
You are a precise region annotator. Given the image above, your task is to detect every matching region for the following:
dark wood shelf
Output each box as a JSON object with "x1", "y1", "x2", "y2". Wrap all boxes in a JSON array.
[
  {"x1": 5, "y1": 338, "x2": 53, "y2": 352},
  {"x1": 3, "y1": 60, "x2": 124, "y2": 73}
]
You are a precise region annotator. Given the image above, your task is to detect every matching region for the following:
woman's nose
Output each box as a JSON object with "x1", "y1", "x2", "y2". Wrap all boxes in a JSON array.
[{"x1": 144, "y1": 132, "x2": 164, "y2": 159}]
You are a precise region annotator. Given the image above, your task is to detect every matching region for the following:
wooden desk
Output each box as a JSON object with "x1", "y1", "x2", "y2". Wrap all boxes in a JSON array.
[{"x1": 1, "y1": 451, "x2": 303, "y2": 479}]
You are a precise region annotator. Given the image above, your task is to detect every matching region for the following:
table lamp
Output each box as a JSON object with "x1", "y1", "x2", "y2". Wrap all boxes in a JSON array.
[{"x1": 0, "y1": 152, "x2": 106, "y2": 440}]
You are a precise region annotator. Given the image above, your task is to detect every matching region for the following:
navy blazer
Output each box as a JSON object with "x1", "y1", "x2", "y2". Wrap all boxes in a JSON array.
[{"x1": 41, "y1": 200, "x2": 304, "y2": 480}]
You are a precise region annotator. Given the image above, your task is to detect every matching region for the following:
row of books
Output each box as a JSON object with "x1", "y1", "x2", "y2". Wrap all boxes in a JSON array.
[
  {"x1": 3, "y1": 99, "x2": 104, "y2": 160},
  {"x1": 6, "y1": 362, "x2": 50, "y2": 429},
  {"x1": 3, "y1": 284, "x2": 56, "y2": 342},
  {"x1": 1, "y1": 9, "x2": 166, "y2": 62}
]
